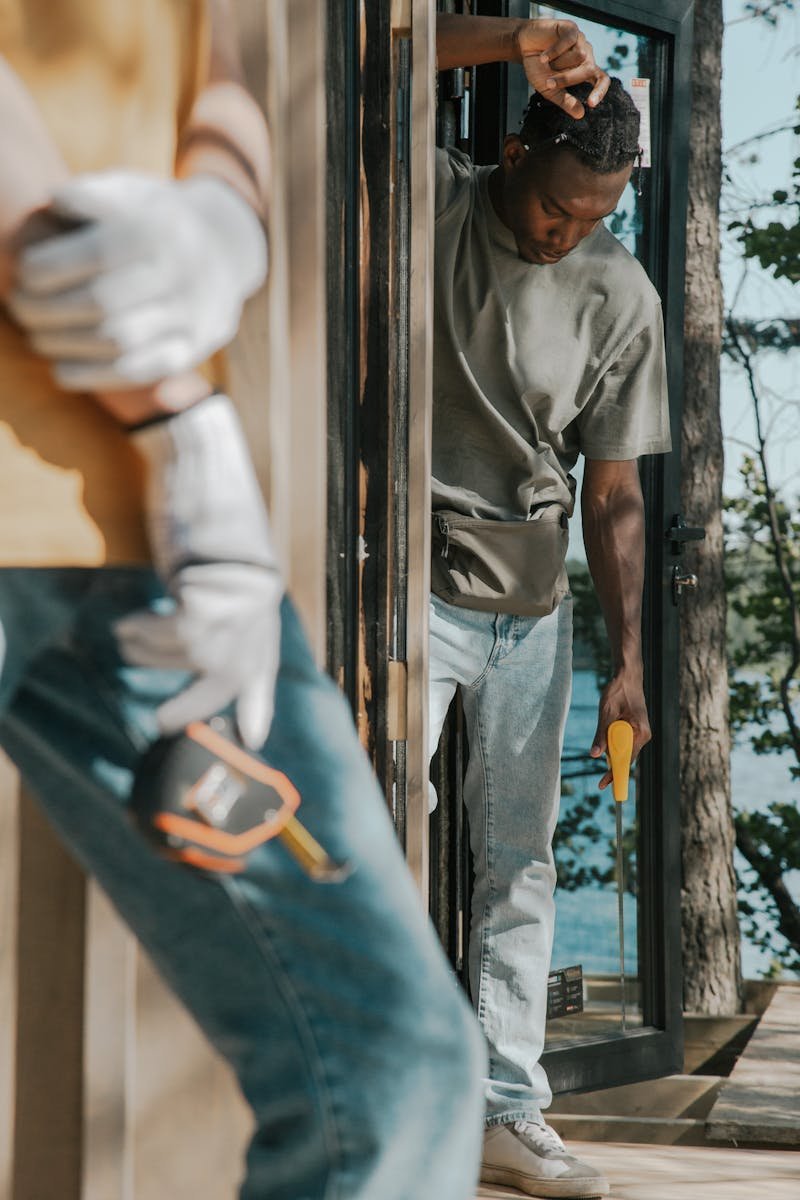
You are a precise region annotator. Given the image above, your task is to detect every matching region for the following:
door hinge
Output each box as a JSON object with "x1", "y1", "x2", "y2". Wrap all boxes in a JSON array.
[{"x1": 387, "y1": 659, "x2": 408, "y2": 742}]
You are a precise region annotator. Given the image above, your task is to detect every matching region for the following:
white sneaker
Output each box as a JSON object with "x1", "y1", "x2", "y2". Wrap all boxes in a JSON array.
[{"x1": 480, "y1": 1121, "x2": 610, "y2": 1198}]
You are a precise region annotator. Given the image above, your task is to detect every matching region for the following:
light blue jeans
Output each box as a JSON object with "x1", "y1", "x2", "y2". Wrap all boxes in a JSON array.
[
  {"x1": 0, "y1": 569, "x2": 486, "y2": 1200},
  {"x1": 428, "y1": 593, "x2": 573, "y2": 1128}
]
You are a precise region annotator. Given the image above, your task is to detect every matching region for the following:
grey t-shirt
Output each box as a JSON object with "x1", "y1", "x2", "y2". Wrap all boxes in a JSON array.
[{"x1": 433, "y1": 147, "x2": 671, "y2": 522}]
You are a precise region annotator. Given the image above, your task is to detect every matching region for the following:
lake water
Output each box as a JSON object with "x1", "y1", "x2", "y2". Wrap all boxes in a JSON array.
[{"x1": 552, "y1": 669, "x2": 800, "y2": 981}]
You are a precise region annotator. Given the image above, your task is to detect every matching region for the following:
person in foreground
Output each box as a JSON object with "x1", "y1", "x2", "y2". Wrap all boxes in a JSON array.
[
  {"x1": 432, "y1": 14, "x2": 671, "y2": 1198},
  {"x1": 0, "y1": 3, "x2": 486, "y2": 1196}
]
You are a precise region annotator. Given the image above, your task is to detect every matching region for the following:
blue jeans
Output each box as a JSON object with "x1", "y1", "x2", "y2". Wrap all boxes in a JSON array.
[
  {"x1": 428, "y1": 593, "x2": 573, "y2": 1127},
  {"x1": 0, "y1": 569, "x2": 486, "y2": 1200}
]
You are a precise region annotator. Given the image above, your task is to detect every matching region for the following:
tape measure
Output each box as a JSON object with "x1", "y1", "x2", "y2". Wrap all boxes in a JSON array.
[{"x1": 131, "y1": 717, "x2": 351, "y2": 882}]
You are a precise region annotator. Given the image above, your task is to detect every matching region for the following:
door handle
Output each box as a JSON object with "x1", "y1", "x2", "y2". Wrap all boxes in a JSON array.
[
  {"x1": 666, "y1": 513, "x2": 705, "y2": 606},
  {"x1": 666, "y1": 513, "x2": 706, "y2": 557}
]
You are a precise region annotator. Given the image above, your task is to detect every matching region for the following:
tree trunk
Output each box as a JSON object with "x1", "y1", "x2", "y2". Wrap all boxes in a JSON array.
[{"x1": 680, "y1": 0, "x2": 742, "y2": 1014}]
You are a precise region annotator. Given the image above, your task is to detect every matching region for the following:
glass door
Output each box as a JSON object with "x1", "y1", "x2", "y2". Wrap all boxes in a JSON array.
[
  {"x1": 432, "y1": 0, "x2": 694, "y2": 1094},
  {"x1": 540, "y1": 0, "x2": 661, "y2": 1052}
]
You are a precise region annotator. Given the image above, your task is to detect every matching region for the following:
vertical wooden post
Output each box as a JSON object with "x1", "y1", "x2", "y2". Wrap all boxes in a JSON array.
[
  {"x1": 328, "y1": 0, "x2": 433, "y2": 892},
  {"x1": 403, "y1": 0, "x2": 436, "y2": 902},
  {"x1": 265, "y1": 0, "x2": 329, "y2": 661}
]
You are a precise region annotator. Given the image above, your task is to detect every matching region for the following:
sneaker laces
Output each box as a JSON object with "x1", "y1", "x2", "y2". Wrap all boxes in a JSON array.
[{"x1": 512, "y1": 1121, "x2": 567, "y2": 1156}]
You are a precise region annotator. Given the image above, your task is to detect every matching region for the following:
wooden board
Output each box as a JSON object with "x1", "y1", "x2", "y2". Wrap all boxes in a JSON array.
[{"x1": 706, "y1": 985, "x2": 800, "y2": 1146}]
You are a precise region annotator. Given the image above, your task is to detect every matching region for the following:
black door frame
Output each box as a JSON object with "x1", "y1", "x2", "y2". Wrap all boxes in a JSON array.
[{"x1": 329, "y1": 0, "x2": 694, "y2": 1095}]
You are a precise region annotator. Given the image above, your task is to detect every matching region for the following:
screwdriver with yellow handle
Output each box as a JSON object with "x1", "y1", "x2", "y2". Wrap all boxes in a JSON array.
[{"x1": 607, "y1": 719, "x2": 634, "y2": 1032}]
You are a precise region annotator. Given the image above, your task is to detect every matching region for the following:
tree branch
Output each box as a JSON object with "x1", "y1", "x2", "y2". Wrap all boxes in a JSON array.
[
  {"x1": 736, "y1": 819, "x2": 800, "y2": 953},
  {"x1": 725, "y1": 120, "x2": 798, "y2": 157},
  {"x1": 726, "y1": 316, "x2": 800, "y2": 766},
  {"x1": 725, "y1": 1, "x2": 797, "y2": 28}
]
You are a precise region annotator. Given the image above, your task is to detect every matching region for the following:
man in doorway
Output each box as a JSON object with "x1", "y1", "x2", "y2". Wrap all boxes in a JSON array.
[
  {"x1": 0, "y1": 4, "x2": 487, "y2": 1197},
  {"x1": 432, "y1": 14, "x2": 671, "y2": 1198}
]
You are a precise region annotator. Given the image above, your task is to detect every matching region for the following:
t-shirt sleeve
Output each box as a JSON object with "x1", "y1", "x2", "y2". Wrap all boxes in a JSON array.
[
  {"x1": 435, "y1": 146, "x2": 464, "y2": 218},
  {"x1": 576, "y1": 302, "x2": 672, "y2": 460}
]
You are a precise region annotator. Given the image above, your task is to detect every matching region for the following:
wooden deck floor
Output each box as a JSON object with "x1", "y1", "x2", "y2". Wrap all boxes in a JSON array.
[{"x1": 475, "y1": 1140, "x2": 800, "y2": 1199}]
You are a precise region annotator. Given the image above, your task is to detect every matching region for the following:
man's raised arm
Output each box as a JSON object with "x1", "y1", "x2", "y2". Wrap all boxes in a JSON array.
[{"x1": 436, "y1": 12, "x2": 609, "y2": 117}]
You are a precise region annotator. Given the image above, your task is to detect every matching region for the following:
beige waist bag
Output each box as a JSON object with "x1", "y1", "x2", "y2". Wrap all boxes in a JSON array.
[{"x1": 431, "y1": 507, "x2": 570, "y2": 617}]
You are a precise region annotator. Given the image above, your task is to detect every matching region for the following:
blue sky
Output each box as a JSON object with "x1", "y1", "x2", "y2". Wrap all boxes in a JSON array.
[{"x1": 721, "y1": 0, "x2": 799, "y2": 497}]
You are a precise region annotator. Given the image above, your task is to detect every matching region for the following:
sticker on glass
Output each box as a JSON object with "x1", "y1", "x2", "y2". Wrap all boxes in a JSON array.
[{"x1": 629, "y1": 78, "x2": 652, "y2": 169}]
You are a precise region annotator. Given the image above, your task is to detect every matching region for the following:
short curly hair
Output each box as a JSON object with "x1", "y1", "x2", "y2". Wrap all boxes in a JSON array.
[{"x1": 519, "y1": 79, "x2": 640, "y2": 174}]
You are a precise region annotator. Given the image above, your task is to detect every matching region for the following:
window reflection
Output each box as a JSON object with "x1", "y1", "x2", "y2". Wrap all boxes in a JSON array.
[{"x1": 529, "y1": 4, "x2": 659, "y2": 1046}]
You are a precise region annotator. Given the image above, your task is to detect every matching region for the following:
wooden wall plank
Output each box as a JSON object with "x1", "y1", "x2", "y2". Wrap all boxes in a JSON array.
[
  {"x1": 82, "y1": 888, "x2": 134, "y2": 1200},
  {"x1": 12, "y1": 788, "x2": 85, "y2": 1200},
  {"x1": 0, "y1": 754, "x2": 18, "y2": 1200}
]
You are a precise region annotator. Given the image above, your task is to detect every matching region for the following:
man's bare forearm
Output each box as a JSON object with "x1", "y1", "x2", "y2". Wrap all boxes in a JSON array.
[
  {"x1": 436, "y1": 13, "x2": 527, "y2": 70},
  {"x1": 581, "y1": 458, "x2": 650, "y2": 777},
  {"x1": 581, "y1": 461, "x2": 645, "y2": 677}
]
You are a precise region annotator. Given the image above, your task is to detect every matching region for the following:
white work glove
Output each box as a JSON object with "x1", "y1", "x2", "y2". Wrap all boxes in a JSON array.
[
  {"x1": 8, "y1": 172, "x2": 267, "y2": 391},
  {"x1": 114, "y1": 393, "x2": 283, "y2": 751}
]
